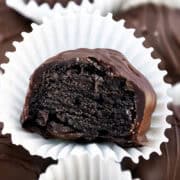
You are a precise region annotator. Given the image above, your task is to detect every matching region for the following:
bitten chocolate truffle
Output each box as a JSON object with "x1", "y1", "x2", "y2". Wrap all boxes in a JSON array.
[
  {"x1": 113, "y1": 4, "x2": 180, "y2": 84},
  {"x1": 21, "y1": 48, "x2": 156, "y2": 147},
  {"x1": 26, "y1": 0, "x2": 93, "y2": 7}
]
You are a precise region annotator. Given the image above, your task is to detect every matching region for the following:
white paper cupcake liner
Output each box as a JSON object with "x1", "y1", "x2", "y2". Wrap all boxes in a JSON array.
[
  {"x1": 6, "y1": 0, "x2": 123, "y2": 23},
  {"x1": 0, "y1": 7, "x2": 171, "y2": 163},
  {"x1": 168, "y1": 83, "x2": 180, "y2": 105},
  {"x1": 39, "y1": 152, "x2": 132, "y2": 180},
  {"x1": 91, "y1": 0, "x2": 123, "y2": 14},
  {"x1": 6, "y1": 0, "x2": 180, "y2": 24},
  {"x1": 6, "y1": 0, "x2": 95, "y2": 23}
]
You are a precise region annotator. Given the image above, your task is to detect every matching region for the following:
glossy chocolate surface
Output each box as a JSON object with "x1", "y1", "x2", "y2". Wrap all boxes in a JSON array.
[
  {"x1": 0, "y1": 1, "x2": 180, "y2": 179},
  {"x1": 21, "y1": 48, "x2": 156, "y2": 146}
]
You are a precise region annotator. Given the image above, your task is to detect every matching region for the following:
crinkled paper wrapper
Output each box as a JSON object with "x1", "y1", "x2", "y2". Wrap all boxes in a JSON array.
[
  {"x1": 0, "y1": 7, "x2": 171, "y2": 164},
  {"x1": 6, "y1": 0, "x2": 180, "y2": 23},
  {"x1": 39, "y1": 153, "x2": 133, "y2": 180}
]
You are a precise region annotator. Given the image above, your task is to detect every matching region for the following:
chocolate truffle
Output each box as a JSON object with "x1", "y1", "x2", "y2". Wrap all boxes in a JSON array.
[
  {"x1": 122, "y1": 104, "x2": 180, "y2": 180},
  {"x1": 21, "y1": 48, "x2": 156, "y2": 147},
  {"x1": 26, "y1": 0, "x2": 94, "y2": 7},
  {"x1": 113, "y1": 4, "x2": 180, "y2": 84},
  {"x1": 0, "y1": 0, "x2": 32, "y2": 66},
  {"x1": 0, "y1": 123, "x2": 56, "y2": 180}
]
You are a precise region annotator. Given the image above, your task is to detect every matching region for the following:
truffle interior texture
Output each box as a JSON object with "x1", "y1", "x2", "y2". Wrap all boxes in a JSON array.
[{"x1": 23, "y1": 57, "x2": 137, "y2": 144}]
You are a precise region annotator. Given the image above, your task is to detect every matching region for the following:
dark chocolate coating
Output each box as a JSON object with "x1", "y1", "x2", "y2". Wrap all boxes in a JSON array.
[
  {"x1": 26, "y1": 0, "x2": 93, "y2": 7},
  {"x1": 0, "y1": 0, "x2": 32, "y2": 66},
  {"x1": 0, "y1": 123, "x2": 56, "y2": 180},
  {"x1": 122, "y1": 104, "x2": 180, "y2": 180},
  {"x1": 113, "y1": 4, "x2": 180, "y2": 84},
  {"x1": 21, "y1": 48, "x2": 156, "y2": 147}
]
